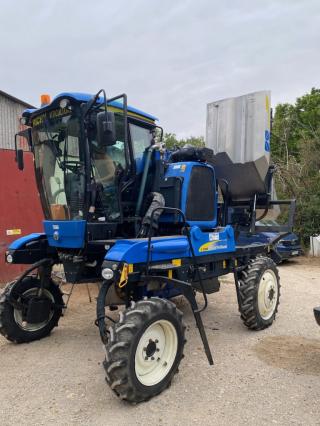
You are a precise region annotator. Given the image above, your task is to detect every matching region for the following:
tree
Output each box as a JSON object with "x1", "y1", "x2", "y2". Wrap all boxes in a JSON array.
[
  {"x1": 162, "y1": 132, "x2": 205, "y2": 150},
  {"x1": 271, "y1": 88, "x2": 320, "y2": 245}
]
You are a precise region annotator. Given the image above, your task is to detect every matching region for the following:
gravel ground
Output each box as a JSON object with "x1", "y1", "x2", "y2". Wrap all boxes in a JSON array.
[{"x1": 0, "y1": 257, "x2": 320, "y2": 425}]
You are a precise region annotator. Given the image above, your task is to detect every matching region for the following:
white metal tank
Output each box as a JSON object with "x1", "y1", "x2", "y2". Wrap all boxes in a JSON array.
[{"x1": 206, "y1": 90, "x2": 271, "y2": 164}]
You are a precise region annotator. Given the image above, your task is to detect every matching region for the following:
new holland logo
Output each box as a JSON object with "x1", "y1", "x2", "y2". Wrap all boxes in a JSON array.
[{"x1": 199, "y1": 241, "x2": 219, "y2": 252}]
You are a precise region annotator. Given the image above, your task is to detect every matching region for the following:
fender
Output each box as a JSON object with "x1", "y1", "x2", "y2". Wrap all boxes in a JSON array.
[
  {"x1": 104, "y1": 226, "x2": 235, "y2": 264},
  {"x1": 6, "y1": 233, "x2": 57, "y2": 264}
]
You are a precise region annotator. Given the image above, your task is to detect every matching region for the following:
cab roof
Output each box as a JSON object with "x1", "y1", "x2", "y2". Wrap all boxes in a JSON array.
[{"x1": 23, "y1": 92, "x2": 158, "y2": 122}]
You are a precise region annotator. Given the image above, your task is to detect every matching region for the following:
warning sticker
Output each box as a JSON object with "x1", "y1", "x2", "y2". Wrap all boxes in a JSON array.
[
  {"x1": 6, "y1": 229, "x2": 22, "y2": 236},
  {"x1": 209, "y1": 232, "x2": 219, "y2": 241}
]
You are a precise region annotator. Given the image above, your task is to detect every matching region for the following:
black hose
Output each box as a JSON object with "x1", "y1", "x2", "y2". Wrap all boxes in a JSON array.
[
  {"x1": 138, "y1": 192, "x2": 165, "y2": 237},
  {"x1": 96, "y1": 280, "x2": 113, "y2": 344},
  {"x1": 256, "y1": 205, "x2": 269, "y2": 222}
]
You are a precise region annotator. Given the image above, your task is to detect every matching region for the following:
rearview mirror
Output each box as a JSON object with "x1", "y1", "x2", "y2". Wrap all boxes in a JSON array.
[
  {"x1": 97, "y1": 111, "x2": 116, "y2": 146},
  {"x1": 16, "y1": 149, "x2": 24, "y2": 171},
  {"x1": 15, "y1": 128, "x2": 31, "y2": 171}
]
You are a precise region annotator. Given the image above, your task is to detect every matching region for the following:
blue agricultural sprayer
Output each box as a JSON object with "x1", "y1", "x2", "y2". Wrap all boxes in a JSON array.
[{"x1": 1, "y1": 90, "x2": 295, "y2": 402}]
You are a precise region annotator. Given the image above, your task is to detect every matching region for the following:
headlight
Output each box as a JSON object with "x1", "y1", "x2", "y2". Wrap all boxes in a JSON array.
[
  {"x1": 6, "y1": 254, "x2": 13, "y2": 263},
  {"x1": 102, "y1": 268, "x2": 114, "y2": 280}
]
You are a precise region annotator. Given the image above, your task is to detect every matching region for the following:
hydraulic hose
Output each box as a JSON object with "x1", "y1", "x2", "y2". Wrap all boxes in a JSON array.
[{"x1": 96, "y1": 279, "x2": 113, "y2": 344}]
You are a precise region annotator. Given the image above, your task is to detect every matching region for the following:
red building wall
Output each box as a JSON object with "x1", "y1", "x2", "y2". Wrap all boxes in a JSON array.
[{"x1": 0, "y1": 149, "x2": 43, "y2": 283}]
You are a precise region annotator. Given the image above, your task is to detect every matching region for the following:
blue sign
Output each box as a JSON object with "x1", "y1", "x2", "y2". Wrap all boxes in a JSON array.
[{"x1": 265, "y1": 130, "x2": 270, "y2": 152}]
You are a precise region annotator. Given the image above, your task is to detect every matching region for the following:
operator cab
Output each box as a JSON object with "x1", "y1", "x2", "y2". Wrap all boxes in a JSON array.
[{"x1": 18, "y1": 92, "x2": 159, "y2": 241}]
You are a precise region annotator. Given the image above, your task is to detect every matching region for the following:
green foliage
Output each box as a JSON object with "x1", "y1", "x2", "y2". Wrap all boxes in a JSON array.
[
  {"x1": 162, "y1": 133, "x2": 205, "y2": 150},
  {"x1": 271, "y1": 88, "x2": 320, "y2": 162},
  {"x1": 271, "y1": 88, "x2": 320, "y2": 245}
]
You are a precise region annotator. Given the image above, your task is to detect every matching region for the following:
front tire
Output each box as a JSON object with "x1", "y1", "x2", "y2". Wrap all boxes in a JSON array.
[
  {"x1": 0, "y1": 276, "x2": 63, "y2": 343},
  {"x1": 104, "y1": 297, "x2": 186, "y2": 403},
  {"x1": 238, "y1": 256, "x2": 280, "y2": 330}
]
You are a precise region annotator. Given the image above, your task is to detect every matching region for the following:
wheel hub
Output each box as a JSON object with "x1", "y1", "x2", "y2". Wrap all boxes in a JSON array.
[
  {"x1": 135, "y1": 320, "x2": 178, "y2": 386},
  {"x1": 268, "y1": 288, "x2": 275, "y2": 303},
  {"x1": 13, "y1": 288, "x2": 55, "y2": 332},
  {"x1": 144, "y1": 339, "x2": 159, "y2": 359},
  {"x1": 258, "y1": 269, "x2": 278, "y2": 320},
  {"x1": 26, "y1": 297, "x2": 52, "y2": 324}
]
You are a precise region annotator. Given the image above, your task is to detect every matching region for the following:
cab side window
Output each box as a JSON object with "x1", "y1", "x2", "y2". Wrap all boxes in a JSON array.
[{"x1": 129, "y1": 123, "x2": 152, "y2": 171}]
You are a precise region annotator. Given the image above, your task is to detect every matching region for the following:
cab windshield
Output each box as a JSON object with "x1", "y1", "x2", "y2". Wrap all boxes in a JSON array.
[{"x1": 32, "y1": 108, "x2": 85, "y2": 220}]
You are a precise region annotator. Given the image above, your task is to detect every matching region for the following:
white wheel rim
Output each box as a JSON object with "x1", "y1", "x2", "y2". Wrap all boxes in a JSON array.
[
  {"x1": 258, "y1": 269, "x2": 278, "y2": 320},
  {"x1": 135, "y1": 319, "x2": 178, "y2": 386},
  {"x1": 13, "y1": 288, "x2": 55, "y2": 332}
]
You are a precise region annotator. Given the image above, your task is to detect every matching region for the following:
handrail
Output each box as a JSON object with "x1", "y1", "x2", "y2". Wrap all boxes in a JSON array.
[{"x1": 146, "y1": 206, "x2": 208, "y2": 314}]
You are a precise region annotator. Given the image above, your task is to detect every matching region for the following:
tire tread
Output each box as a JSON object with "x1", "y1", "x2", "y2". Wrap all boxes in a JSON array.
[
  {"x1": 238, "y1": 256, "x2": 280, "y2": 330},
  {"x1": 104, "y1": 297, "x2": 185, "y2": 403},
  {"x1": 0, "y1": 276, "x2": 63, "y2": 343}
]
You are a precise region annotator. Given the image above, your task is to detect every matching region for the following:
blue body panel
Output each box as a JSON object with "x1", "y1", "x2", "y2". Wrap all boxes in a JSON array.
[
  {"x1": 162, "y1": 162, "x2": 218, "y2": 229},
  {"x1": 23, "y1": 92, "x2": 158, "y2": 122},
  {"x1": 105, "y1": 225, "x2": 235, "y2": 263},
  {"x1": 9, "y1": 233, "x2": 44, "y2": 250},
  {"x1": 43, "y1": 220, "x2": 86, "y2": 249},
  {"x1": 106, "y1": 236, "x2": 190, "y2": 263}
]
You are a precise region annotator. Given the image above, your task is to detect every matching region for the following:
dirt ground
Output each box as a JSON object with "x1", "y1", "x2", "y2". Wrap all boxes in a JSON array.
[{"x1": 1, "y1": 257, "x2": 320, "y2": 425}]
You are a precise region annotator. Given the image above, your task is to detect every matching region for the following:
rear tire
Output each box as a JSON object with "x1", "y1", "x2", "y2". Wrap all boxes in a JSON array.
[
  {"x1": 238, "y1": 256, "x2": 280, "y2": 330},
  {"x1": 0, "y1": 276, "x2": 63, "y2": 343},
  {"x1": 104, "y1": 297, "x2": 186, "y2": 403}
]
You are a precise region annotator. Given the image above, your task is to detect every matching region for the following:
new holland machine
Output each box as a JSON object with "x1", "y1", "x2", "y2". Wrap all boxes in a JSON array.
[{"x1": 0, "y1": 90, "x2": 295, "y2": 403}]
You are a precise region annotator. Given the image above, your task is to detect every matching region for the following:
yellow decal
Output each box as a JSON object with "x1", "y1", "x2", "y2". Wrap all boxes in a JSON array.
[
  {"x1": 32, "y1": 108, "x2": 71, "y2": 127},
  {"x1": 223, "y1": 260, "x2": 227, "y2": 269},
  {"x1": 6, "y1": 229, "x2": 21, "y2": 236},
  {"x1": 168, "y1": 270, "x2": 173, "y2": 279},
  {"x1": 128, "y1": 264, "x2": 134, "y2": 273},
  {"x1": 32, "y1": 113, "x2": 46, "y2": 127},
  {"x1": 172, "y1": 259, "x2": 181, "y2": 266},
  {"x1": 199, "y1": 241, "x2": 218, "y2": 252},
  {"x1": 180, "y1": 164, "x2": 186, "y2": 172},
  {"x1": 48, "y1": 107, "x2": 71, "y2": 120},
  {"x1": 265, "y1": 95, "x2": 270, "y2": 112},
  {"x1": 102, "y1": 106, "x2": 155, "y2": 125}
]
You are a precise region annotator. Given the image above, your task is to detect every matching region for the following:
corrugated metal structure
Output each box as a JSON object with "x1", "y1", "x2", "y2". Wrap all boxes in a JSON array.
[
  {"x1": 0, "y1": 90, "x2": 34, "y2": 150},
  {"x1": 0, "y1": 150, "x2": 43, "y2": 282},
  {"x1": 0, "y1": 90, "x2": 43, "y2": 283}
]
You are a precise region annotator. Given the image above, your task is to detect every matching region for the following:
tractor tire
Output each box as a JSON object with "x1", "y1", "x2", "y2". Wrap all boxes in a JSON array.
[
  {"x1": 104, "y1": 297, "x2": 186, "y2": 403},
  {"x1": 238, "y1": 256, "x2": 280, "y2": 330},
  {"x1": 0, "y1": 276, "x2": 63, "y2": 343}
]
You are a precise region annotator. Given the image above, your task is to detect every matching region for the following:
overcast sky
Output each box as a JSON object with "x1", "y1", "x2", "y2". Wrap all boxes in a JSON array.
[{"x1": 1, "y1": 0, "x2": 319, "y2": 137}]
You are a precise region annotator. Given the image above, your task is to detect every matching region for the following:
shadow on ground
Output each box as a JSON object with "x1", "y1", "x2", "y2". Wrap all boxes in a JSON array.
[{"x1": 254, "y1": 335, "x2": 320, "y2": 375}]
